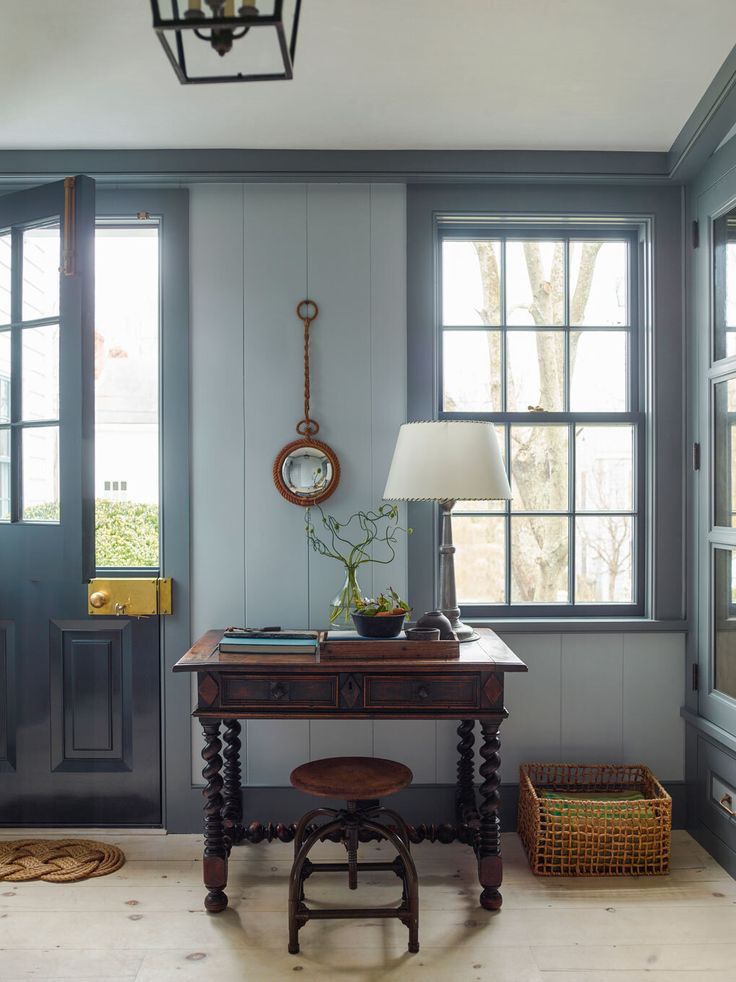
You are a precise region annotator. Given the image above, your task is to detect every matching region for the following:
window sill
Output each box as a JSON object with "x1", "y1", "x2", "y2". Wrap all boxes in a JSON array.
[{"x1": 469, "y1": 617, "x2": 688, "y2": 634}]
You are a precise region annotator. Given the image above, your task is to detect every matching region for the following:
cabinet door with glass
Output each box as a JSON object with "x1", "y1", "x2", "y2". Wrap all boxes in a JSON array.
[{"x1": 698, "y1": 192, "x2": 736, "y2": 734}]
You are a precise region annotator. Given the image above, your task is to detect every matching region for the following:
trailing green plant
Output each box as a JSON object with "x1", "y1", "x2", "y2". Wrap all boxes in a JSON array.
[{"x1": 305, "y1": 504, "x2": 412, "y2": 623}]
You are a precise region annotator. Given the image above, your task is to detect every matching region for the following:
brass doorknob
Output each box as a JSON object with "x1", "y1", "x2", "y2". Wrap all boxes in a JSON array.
[{"x1": 89, "y1": 590, "x2": 110, "y2": 609}]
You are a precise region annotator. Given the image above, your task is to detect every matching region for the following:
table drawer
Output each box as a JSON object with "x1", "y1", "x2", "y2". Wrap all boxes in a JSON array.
[
  {"x1": 364, "y1": 674, "x2": 480, "y2": 710},
  {"x1": 221, "y1": 674, "x2": 338, "y2": 709}
]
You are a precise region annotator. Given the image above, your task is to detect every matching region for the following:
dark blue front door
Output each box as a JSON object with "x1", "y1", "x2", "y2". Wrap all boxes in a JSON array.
[{"x1": 0, "y1": 178, "x2": 162, "y2": 825}]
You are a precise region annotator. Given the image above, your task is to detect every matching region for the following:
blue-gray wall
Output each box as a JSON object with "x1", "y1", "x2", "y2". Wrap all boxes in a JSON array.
[{"x1": 187, "y1": 182, "x2": 686, "y2": 799}]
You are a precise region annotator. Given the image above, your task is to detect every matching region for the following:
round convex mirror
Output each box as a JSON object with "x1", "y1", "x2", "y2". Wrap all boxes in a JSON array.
[{"x1": 273, "y1": 438, "x2": 340, "y2": 507}]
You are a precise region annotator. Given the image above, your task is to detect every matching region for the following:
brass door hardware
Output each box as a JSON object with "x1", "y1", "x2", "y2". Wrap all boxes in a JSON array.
[
  {"x1": 87, "y1": 578, "x2": 172, "y2": 616},
  {"x1": 718, "y1": 792, "x2": 736, "y2": 818}
]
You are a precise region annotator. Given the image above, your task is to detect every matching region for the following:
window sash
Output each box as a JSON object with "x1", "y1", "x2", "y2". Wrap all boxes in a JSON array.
[{"x1": 437, "y1": 224, "x2": 644, "y2": 617}]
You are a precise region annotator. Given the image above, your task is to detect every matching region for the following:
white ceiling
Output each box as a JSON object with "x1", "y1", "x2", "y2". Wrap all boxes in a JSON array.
[{"x1": 2, "y1": 0, "x2": 736, "y2": 152}]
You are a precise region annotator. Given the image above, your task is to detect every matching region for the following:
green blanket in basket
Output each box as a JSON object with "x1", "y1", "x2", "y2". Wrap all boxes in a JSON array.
[{"x1": 539, "y1": 788, "x2": 656, "y2": 821}]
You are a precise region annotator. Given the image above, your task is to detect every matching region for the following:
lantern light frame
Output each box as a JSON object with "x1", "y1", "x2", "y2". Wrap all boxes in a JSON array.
[{"x1": 150, "y1": 0, "x2": 302, "y2": 85}]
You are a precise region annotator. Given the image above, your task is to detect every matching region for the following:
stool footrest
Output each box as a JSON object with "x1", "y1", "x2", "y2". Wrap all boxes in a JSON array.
[
  {"x1": 296, "y1": 905, "x2": 409, "y2": 920},
  {"x1": 304, "y1": 860, "x2": 403, "y2": 875}
]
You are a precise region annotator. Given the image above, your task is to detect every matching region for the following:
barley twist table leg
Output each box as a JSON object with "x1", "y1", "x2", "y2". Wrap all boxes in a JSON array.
[{"x1": 477, "y1": 719, "x2": 502, "y2": 911}]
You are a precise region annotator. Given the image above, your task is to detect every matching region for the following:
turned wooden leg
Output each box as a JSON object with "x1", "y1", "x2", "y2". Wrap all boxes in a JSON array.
[
  {"x1": 456, "y1": 719, "x2": 479, "y2": 825},
  {"x1": 201, "y1": 719, "x2": 228, "y2": 913},
  {"x1": 222, "y1": 719, "x2": 243, "y2": 842},
  {"x1": 477, "y1": 719, "x2": 502, "y2": 911}
]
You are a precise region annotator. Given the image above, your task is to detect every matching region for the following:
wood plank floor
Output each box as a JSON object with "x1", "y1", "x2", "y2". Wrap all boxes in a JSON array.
[{"x1": 0, "y1": 830, "x2": 733, "y2": 981}]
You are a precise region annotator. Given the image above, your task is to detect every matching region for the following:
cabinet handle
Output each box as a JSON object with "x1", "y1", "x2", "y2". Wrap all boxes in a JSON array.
[
  {"x1": 416, "y1": 685, "x2": 430, "y2": 701},
  {"x1": 270, "y1": 682, "x2": 288, "y2": 701},
  {"x1": 718, "y1": 793, "x2": 736, "y2": 818}
]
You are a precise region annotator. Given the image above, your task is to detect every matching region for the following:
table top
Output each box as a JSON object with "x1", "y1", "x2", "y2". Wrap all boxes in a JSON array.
[{"x1": 174, "y1": 628, "x2": 528, "y2": 674}]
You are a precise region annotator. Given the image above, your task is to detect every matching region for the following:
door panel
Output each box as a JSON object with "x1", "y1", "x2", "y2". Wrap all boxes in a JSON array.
[
  {"x1": 0, "y1": 179, "x2": 162, "y2": 826},
  {"x1": 697, "y1": 187, "x2": 736, "y2": 736}
]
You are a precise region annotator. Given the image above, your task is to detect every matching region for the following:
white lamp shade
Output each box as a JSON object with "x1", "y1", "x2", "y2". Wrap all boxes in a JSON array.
[{"x1": 383, "y1": 421, "x2": 512, "y2": 502}]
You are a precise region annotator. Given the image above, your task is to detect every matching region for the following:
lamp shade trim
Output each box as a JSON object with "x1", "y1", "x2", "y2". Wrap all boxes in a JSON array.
[{"x1": 383, "y1": 420, "x2": 512, "y2": 503}]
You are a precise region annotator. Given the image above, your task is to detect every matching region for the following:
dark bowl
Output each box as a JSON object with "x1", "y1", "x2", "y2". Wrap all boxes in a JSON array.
[{"x1": 351, "y1": 612, "x2": 406, "y2": 639}]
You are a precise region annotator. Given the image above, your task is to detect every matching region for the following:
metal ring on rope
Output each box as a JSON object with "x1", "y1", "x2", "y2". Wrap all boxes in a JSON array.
[
  {"x1": 296, "y1": 419, "x2": 320, "y2": 437},
  {"x1": 296, "y1": 299, "x2": 319, "y2": 322}
]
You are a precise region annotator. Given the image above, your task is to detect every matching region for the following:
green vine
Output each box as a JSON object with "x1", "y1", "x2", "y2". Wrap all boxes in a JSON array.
[{"x1": 305, "y1": 504, "x2": 412, "y2": 623}]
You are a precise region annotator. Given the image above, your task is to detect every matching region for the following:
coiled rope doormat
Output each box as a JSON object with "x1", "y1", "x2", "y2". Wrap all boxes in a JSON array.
[{"x1": 0, "y1": 839, "x2": 125, "y2": 882}]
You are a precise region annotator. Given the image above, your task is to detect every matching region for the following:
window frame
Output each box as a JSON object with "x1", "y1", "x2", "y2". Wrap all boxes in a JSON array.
[
  {"x1": 93, "y1": 216, "x2": 162, "y2": 574},
  {"x1": 435, "y1": 219, "x2": 646, "y2": 618}
]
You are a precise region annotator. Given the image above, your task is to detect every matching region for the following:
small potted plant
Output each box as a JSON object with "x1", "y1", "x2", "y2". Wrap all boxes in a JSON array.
[{"x1": 352, "y1": 588, "x2": 411, "y2": 639}]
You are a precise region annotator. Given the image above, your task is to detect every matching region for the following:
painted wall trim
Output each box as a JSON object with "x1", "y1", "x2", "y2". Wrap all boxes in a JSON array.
[
  {"x1": 406, "y1": 184, "x2": 686, "y2": 623},
  {"x1": 0, "y1": 149, "x2": 670, "y2": 188},
  {"x1": 479, "y1": 619, "x2": 689, "y2": 634},
  {"x1": 669, "y1": 43, "x2": 736, "y2": 182},
  {"x1": 168, "y1": 781, "x2": 687, "y2": 835},
  {"x1": 95, "y1": 188, "x2": 191, "y2": 835},
  {"x1": 0, "y1": 48, "x2": 735, "y2": 187},
  {"x1": 682, "y1": 706, "x2": 736, "y2": 756}
]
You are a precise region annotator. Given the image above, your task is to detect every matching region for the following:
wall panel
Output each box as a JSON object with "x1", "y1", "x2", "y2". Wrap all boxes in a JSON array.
[{"x1": 189, "y1": 183, "x2": 686, "y2": 793}]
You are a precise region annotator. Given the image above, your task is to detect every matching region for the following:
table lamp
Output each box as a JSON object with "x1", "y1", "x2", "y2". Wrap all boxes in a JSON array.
[{"x1": 383, "y1": 421, "x2": 512, "y2": 642}]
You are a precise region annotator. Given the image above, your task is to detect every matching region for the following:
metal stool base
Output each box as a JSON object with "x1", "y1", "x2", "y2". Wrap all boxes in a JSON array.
[{"x1": 287, "y1": 801, "x2": 419, "y2": 954}]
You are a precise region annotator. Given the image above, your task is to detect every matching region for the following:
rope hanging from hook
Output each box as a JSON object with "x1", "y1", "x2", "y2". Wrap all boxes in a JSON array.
[{"x1": 296, "y1": 299, "x2": 320, "y2": 437}]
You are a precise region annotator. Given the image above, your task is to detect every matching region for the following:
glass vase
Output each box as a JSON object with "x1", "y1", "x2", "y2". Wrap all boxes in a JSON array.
[{"x1": 329, "y1": 566, "x2": 362, "y2": 628}]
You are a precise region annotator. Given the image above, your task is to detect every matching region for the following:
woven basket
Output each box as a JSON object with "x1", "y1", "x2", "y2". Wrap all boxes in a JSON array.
[{"x1": 518, "y1": 763, "x2": 671, "y2": 876}]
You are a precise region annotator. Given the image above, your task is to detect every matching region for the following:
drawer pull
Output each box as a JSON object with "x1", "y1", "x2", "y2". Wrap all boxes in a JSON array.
[
  {"x1": 416, "y1": 685, "x2": 430, "y2": 701},
  {"x1": 270, "y1": 682, "x2": 288, "y2": 701},
  {"x1": 719, "y1": 793, "x2": 736, "y2": 818}
]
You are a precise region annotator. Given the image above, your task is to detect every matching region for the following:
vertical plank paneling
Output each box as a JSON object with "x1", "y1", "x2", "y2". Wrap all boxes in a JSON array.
[
  {"x1": 305, "y1": 185, "x2": 374, "y2": 625},
  {"x1": 243, "y1": 184, "x2": 309, "y2": 628},
  {"x1": 495, "y1": 633, "x2": 563, "y2": 781},
  {"x1": 190, "y1": 186, "x2": 245, "y2": 784},
  {"x1": 310, "y1": 720, "x2": 373, "y2": 762},
  {"x1": 190, "y1": 185, "x2": 245, "y2": 639},
  {"x1": 243, "y1": 185, "x2": 310, "y2": 782},
  {"x1": 368, "y1": 185, "x2": 434, "y2": 773},
  {"x1": 188, "y1": 184, "x2": 687, "y2": 794},
  {"x1": 561, "y1": 634, "x2": 624, "y2": 762},
  {"x1": 623, "y1": 632, "x2": 686, "y2": 780},
  {"x1": 374, "y1": 720, "x2": 436, "y2": 783},
  {"x1": 246, "y1": 720, "x2": 311, "y2": 786}
]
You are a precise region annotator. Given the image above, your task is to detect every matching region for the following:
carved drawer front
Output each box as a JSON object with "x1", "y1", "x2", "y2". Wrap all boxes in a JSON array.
[
  {"x1": 221, "y1": 674, "x2": 338, "y2": 709},
  {"x1": 364, "y1": 674, "x2": 480, "y2": 709}
]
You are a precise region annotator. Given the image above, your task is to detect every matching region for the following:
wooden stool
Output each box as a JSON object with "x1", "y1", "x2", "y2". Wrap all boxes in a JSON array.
[{"x1": 288, "y1": 756, "x2": 419, "y2": 955}]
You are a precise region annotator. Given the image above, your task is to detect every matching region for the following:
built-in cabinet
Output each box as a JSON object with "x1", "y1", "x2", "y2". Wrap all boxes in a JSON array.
[{"x1": 686, "y1": 148, "x2": 736, "y2": 873}]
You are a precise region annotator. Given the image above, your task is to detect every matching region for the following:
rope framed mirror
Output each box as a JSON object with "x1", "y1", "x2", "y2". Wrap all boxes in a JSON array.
[{"x1": 273, "y1": 300, "x2": 341, "y2": 507}]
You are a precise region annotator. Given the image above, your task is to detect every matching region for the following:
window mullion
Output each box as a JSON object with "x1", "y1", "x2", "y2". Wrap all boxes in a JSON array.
[
  {"x1": 9, "y1": 227, "x2": 21, "y2": 523},
  {"x1": 569, "y1": 421, "x2": 576, "y2": 605}
]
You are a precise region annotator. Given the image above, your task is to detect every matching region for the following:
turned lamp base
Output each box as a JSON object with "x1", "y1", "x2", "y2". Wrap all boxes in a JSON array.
[
  {"x1": 442, "y1": 611, "x2": 480, "y2": 644},
  {"x1": 438, "y1": 501, "x2": 481, "y2": 644}
]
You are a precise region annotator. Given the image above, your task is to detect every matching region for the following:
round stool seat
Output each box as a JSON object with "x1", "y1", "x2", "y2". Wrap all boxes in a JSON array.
[{"x1": 290, "y1": 756, "x2": 412, "y2": 800}]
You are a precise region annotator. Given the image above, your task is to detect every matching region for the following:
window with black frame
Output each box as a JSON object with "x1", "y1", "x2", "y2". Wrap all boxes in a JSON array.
[{"x1": 439, "y1": 225, "x2": 644, "y2": 616}]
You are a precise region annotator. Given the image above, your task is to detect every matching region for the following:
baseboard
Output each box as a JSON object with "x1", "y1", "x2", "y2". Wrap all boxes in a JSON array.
[
  {"x1": 687, "y1": 822, "x2": 736, "y2": 879},
  {"x1": 167, "y1": 781, "x2": 687, "y2": 834}
]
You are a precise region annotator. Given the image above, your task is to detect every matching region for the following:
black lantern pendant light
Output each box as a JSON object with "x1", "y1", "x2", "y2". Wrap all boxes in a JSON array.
[{"x1": 150, "y1": 0, "x2": 302, "y2": 84}]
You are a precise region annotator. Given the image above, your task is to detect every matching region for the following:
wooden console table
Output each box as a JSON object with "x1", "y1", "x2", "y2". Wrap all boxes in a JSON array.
[{"x1": 174, "y1": 628, "x2": 527, "y2": 913}]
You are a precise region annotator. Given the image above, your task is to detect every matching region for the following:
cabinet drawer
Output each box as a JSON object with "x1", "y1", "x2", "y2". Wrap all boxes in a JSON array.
[
  {"x1": 364, "y1": 674, "x2": 479, "y2": 710},
  {"x1": 697, "y1": 734, "x2": 736, "y2": 852},
  {"x1": 221, "y1": 675, "x2": 338, "y2": 709}
]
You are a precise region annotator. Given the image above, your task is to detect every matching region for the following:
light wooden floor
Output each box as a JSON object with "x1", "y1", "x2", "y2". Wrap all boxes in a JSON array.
[{"x1": 0, "y1": 829, "x2": 734, "y2": 981}]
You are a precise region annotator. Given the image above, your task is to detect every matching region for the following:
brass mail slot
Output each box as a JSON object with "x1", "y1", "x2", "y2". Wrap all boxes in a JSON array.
[{"x1": 88, "y1": 578, "x2": 173, "y2": 616}]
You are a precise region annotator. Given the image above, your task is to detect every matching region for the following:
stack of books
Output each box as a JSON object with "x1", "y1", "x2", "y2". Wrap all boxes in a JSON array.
[{"x1": 218, "y1": 628, "x2": 320, "y2": 659}]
